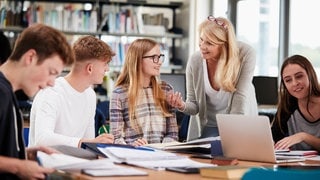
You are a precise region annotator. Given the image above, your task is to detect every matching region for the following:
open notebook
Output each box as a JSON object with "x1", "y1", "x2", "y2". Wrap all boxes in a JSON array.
[{"x1": 216, "y1": 114, "x2": 305, "y2": 163}]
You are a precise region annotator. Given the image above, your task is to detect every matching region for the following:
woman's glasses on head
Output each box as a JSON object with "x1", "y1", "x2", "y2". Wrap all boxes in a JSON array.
[
  {"x1": 207, "y1": 15, "x2": 228, "y2": 30},
  {"x1": 142, "y1": 54, "x2": 165, "y2": 63}
]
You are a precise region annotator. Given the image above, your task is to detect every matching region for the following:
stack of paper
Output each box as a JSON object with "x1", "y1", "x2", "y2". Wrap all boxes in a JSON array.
[
  {"x1": 275, "y1": 150, "x2": 318, "y2": 158},
  {"x1": 96, "y1": 144, "x2": 215, "y2": 170},
  {"x1": 37, "y1": 151, "x2": 148, "y2": 176},
  {"x1": 144, "y1": 136, "x2": 220, "y2": 151}
]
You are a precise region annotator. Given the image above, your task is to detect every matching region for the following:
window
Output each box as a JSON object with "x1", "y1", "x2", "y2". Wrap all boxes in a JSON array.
[
  {"x1": 236, "y1": 0, "x2": 280, "y2": 76},
  {"x1": 289, "y1": 0, "x2": 320, "y2": 77},
  {"x1": 212, "y1": 0, "x2": 228, "y2": 17}
]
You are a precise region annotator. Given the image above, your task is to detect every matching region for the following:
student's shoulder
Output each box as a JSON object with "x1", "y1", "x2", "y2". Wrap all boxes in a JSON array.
[
  {"x1": 160, "y1": 81, "x2": 173, "y2": 91},
  {"x1": 0, "y1": 75, "x2": 14, "y2": 101},
  {"x1": 112, "y1": 85, "x2": 128, "y2": 94},
  {"x1": 238, "y1": 41, "x2": 255, "y2": 53},
  {"x1": 35, "y1": 78, "x2": 65, "y2": 97},
  {"x1": 0, "y1": 81, "x2": 12, "y2": 106}
]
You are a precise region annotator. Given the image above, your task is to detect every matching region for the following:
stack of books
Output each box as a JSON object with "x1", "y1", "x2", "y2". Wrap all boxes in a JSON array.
[{"x1": 200, "y1": 166, "x2": 250, "y2": 179}]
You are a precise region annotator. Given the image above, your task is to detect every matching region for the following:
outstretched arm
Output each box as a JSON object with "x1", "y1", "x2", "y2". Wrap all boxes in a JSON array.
[
  {"x1": 0, "y1": 155, "x2": 54, "y2": 179},
  {"x1": 274, "y1": 132, "x2": 320, "y2": 151}
]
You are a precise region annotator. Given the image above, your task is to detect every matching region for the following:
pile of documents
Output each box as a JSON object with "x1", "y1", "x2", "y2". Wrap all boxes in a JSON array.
[{"x1": 96, "y1": 143, "x2": 215, "y2": 170}]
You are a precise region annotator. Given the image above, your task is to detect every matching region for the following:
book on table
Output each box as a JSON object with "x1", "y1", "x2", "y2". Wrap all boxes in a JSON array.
[
  {"x1": 144, "y1": 136, "x2": 220, "y2": 150},
  {"x1": 36, "y1": 151, "x2": 148, "y2": 177},
  {"x1": 95, "y1": 143, "x2": 215, "y2": 170},
  {"x1": 275, "y1": 150, "x2": 318, "y2": 157},
  {"x1": 143, "y1": 136, "x2": 221, "y2": 154},
  {"x1": 200, "y1": 165, "x2": 250, "y2": 179}
]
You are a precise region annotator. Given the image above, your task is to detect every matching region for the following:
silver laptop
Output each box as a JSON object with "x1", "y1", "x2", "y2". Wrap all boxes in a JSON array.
[{"x1": 216, "y1": 114, "x2": 304, "y2": 163}]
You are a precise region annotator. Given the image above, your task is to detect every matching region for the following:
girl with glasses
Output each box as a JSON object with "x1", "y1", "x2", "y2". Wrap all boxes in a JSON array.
[{"x1": 110, "y1": 38, "x2": 179, "y2": 146}]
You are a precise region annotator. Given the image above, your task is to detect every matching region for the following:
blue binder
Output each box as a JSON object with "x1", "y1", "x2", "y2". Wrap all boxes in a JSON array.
[{"x1": 242, "y1": 167, "x2": 320, "y2": 180}]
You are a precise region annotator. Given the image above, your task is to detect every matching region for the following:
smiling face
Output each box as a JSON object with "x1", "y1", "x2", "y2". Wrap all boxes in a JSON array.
[
  {"x1": 141, "y1": 45, "x2": 162, "y2": 79},
  {"x1": 199, "y1": 33, "x2": 221, "y2": 61},
  {"x1": 21, "y1": 54, "x2": 64, "y2": 97},
  {"x1": 282, "y1": 63, "x2": 310, "y2": 100}
]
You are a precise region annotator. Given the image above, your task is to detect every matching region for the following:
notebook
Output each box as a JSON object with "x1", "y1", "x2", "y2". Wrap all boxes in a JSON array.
[{"x1": 216, "y1": 114, "x2": 305, "y2": 163}]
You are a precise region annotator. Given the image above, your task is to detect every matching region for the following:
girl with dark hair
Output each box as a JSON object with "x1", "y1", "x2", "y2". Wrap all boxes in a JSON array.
[{"x1": 272, "y1": 55, "x2": 320, "y2": 152}]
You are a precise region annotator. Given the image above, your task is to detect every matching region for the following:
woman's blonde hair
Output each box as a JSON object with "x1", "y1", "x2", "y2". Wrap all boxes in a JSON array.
[
  {"x1": 199, "y1": 16, "x2": 240, "y2": 92},
  {"x1": 115, "y1": 38, "x2": 172, "y2": 123}
]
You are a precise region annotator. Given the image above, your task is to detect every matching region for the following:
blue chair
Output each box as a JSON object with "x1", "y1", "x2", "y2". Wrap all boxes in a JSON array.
[
  {"x1": 179, "y1": 114, "x2": 190, "y2": 142},
  {"x1": 94, "y1": 101, "x2": 110, "y2": 137},
  {"x1": 23, "y1": 127, "x2": 29, "y2": 146}
]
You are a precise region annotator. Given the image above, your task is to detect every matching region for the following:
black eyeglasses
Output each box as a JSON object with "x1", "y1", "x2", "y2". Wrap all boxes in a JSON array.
[{"x1": 142, "y1": 54, "x2": 165, "y2": 63}]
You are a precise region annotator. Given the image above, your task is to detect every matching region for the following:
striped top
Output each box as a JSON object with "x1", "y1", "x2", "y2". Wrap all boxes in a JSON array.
[{"x1": 110, "y1": 81, "x2": 179, "y2": 145}]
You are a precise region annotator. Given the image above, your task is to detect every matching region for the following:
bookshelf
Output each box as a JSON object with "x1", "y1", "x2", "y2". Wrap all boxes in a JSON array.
[{"x1": 0, "y1": 0, "x2": 184, "y2": 72}]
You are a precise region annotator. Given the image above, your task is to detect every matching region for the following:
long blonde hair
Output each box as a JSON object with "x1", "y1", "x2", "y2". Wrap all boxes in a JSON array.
[
  {"x1": 115, "y1": 38, "x2": 172, "y2": 123},
  {"x1": 199, "y1": 16, "x2": 240, "y2": 92}
]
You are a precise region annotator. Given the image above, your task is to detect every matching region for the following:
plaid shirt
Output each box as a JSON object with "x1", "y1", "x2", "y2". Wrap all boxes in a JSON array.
[{"x1": 110, "y1": 82, "x2": 179, "y2": 145}]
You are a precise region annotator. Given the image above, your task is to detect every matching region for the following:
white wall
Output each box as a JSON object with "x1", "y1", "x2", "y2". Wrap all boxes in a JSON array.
[
  {"x1": 175, "y1": 0, "x2": 211, "y2": 71},
  {"x1": 188, "y1": 0, "x2": 211, "y2": 56}
]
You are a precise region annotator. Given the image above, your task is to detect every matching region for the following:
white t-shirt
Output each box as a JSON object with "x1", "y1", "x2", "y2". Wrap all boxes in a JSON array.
[
  {"x1": 203, "y1": 61, "x2": 231, "y2": 127},
  {"x1": 28, "y1": 77, "x2": 96, "y2": 147}
]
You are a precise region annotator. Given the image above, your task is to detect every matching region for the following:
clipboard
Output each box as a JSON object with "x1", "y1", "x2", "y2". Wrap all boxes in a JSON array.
[{"x1": 80, "y1": 142, "x2": 108, "y2": 157}]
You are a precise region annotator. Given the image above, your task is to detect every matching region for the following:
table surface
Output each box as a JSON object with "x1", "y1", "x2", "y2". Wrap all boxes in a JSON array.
[{"x1": 69, "y1": 154, "x2": 319, "y2": 180}]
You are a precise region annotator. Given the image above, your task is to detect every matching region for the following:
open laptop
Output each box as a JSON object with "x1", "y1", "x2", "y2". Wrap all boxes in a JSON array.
[{"x1": 216, "y1": 114, "x2": 305, "y2": 163}]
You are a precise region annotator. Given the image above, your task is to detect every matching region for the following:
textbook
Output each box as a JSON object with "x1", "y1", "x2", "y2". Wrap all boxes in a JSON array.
[
  {"x1": 37, "y1": 151, "x2": 148, "y2": 176},
  {"x1": 275, "y1": 150, "x2": 318, "y2": 158},
  {"x1": 145, "y1": 136, "x2": 220, "y2": 150},
  {"x1": 200, "y1": 166, "x2": 250, "y2": 179},
  {"x1": 144, "y1": 136, "x2": 220, "y2": 154},
  {"x1": 80, "y1": 142, "x2": 149, "y2": 157},
  {"x1": 50, "y1": 145, "x2": 98, "y2": 160},
  {"x1": 96, "y1": 144, "x2": 215, "y2": 170}
]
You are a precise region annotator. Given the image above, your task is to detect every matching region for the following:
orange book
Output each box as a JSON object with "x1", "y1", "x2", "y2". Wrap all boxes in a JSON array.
[
  {"x1": 200, "y1": 166, "x2": 250, "y2": 179},
  {"x1": 211, "y1": 156, "x2": 239, "y2": 165}
]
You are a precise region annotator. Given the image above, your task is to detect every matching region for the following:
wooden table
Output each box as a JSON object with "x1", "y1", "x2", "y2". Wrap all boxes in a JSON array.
[{"x1": 69, "y1": 156, "x2": 319, "y2": 180}]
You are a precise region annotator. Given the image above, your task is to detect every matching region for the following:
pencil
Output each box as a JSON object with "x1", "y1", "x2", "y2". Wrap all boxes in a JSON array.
[{"x1": 102, "y1": 125, "x2": 108, "y2": 133}]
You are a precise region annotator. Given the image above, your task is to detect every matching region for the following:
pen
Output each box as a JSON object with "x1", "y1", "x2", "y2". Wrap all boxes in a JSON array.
[
  {"x1": 102, "y1": 125, "x2": 108, "y2": 133},
  {"x1": 135, "y1": 146, "x2": 155, "y2": 152}
]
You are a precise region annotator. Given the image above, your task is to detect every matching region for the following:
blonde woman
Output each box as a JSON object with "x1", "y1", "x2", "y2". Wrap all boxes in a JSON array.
[
  {"x1": 110, "y1": 38, "x2": 179, "y2": 146},
  {"x1": 168, "y1": 16, "x2": 258, "y2": 139}
]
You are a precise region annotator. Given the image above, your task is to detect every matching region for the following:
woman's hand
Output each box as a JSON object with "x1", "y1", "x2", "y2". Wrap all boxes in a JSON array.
[
  {"x1": 79, "y1": 133, "x2": 114, "y2": 147},
  {"x1": 94, "y1": 133, "x2": 115, "y2": 143},
  {"x1": 132, "y1": 138, "x2": 148, "y2": 147},
  {"x1": 16, "y1": 159, "x2": 55, "y2": 180},
  {"x1": 26, "y1": 146, "x2": 59, "y2": 161},
  {"x1": 167, "y1": 91, "x2": 185, "y2": 110},
  {"x1": 274, "y1": 132, "x2": 305, "y2": 150}
]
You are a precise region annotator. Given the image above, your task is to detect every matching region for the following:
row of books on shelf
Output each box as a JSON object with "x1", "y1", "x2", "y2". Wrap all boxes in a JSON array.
[
  {"x1": 0, "y1": 2, "x2": 170, "y2": 35},
  {"x1": 101, "y1": 5, "x2": 168, "y2": 34},
  {"x1": 1, "y1": 2, "x2": 98, "y2": 32}
]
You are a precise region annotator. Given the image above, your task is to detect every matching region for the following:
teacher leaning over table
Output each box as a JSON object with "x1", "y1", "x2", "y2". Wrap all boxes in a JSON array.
[{"x1": 168, "y1": 15, "x2": 258, "y2": 139}]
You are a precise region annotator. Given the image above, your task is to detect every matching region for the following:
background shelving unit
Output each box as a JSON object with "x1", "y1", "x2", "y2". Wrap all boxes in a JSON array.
[{"x1": 0, "y1": 0, "x2": 184, "y2": 72}]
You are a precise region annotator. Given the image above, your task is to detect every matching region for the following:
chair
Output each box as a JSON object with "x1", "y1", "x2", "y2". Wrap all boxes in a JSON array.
[
  {"x1": 23, "y1": 127, "x2": 29, "y2": 146},
  {"x1": 252, "y1": 76, "x2": 278, "y2": 105},
  {"x1": 178, "y1": 114, "x2": 190, "y2": 142},
  {"x1": 252, "y1": 76, "x2": 279, "y2": 121},
  {"x1": 94, "y1": 100, "x2": 110, "y2": 137}
]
